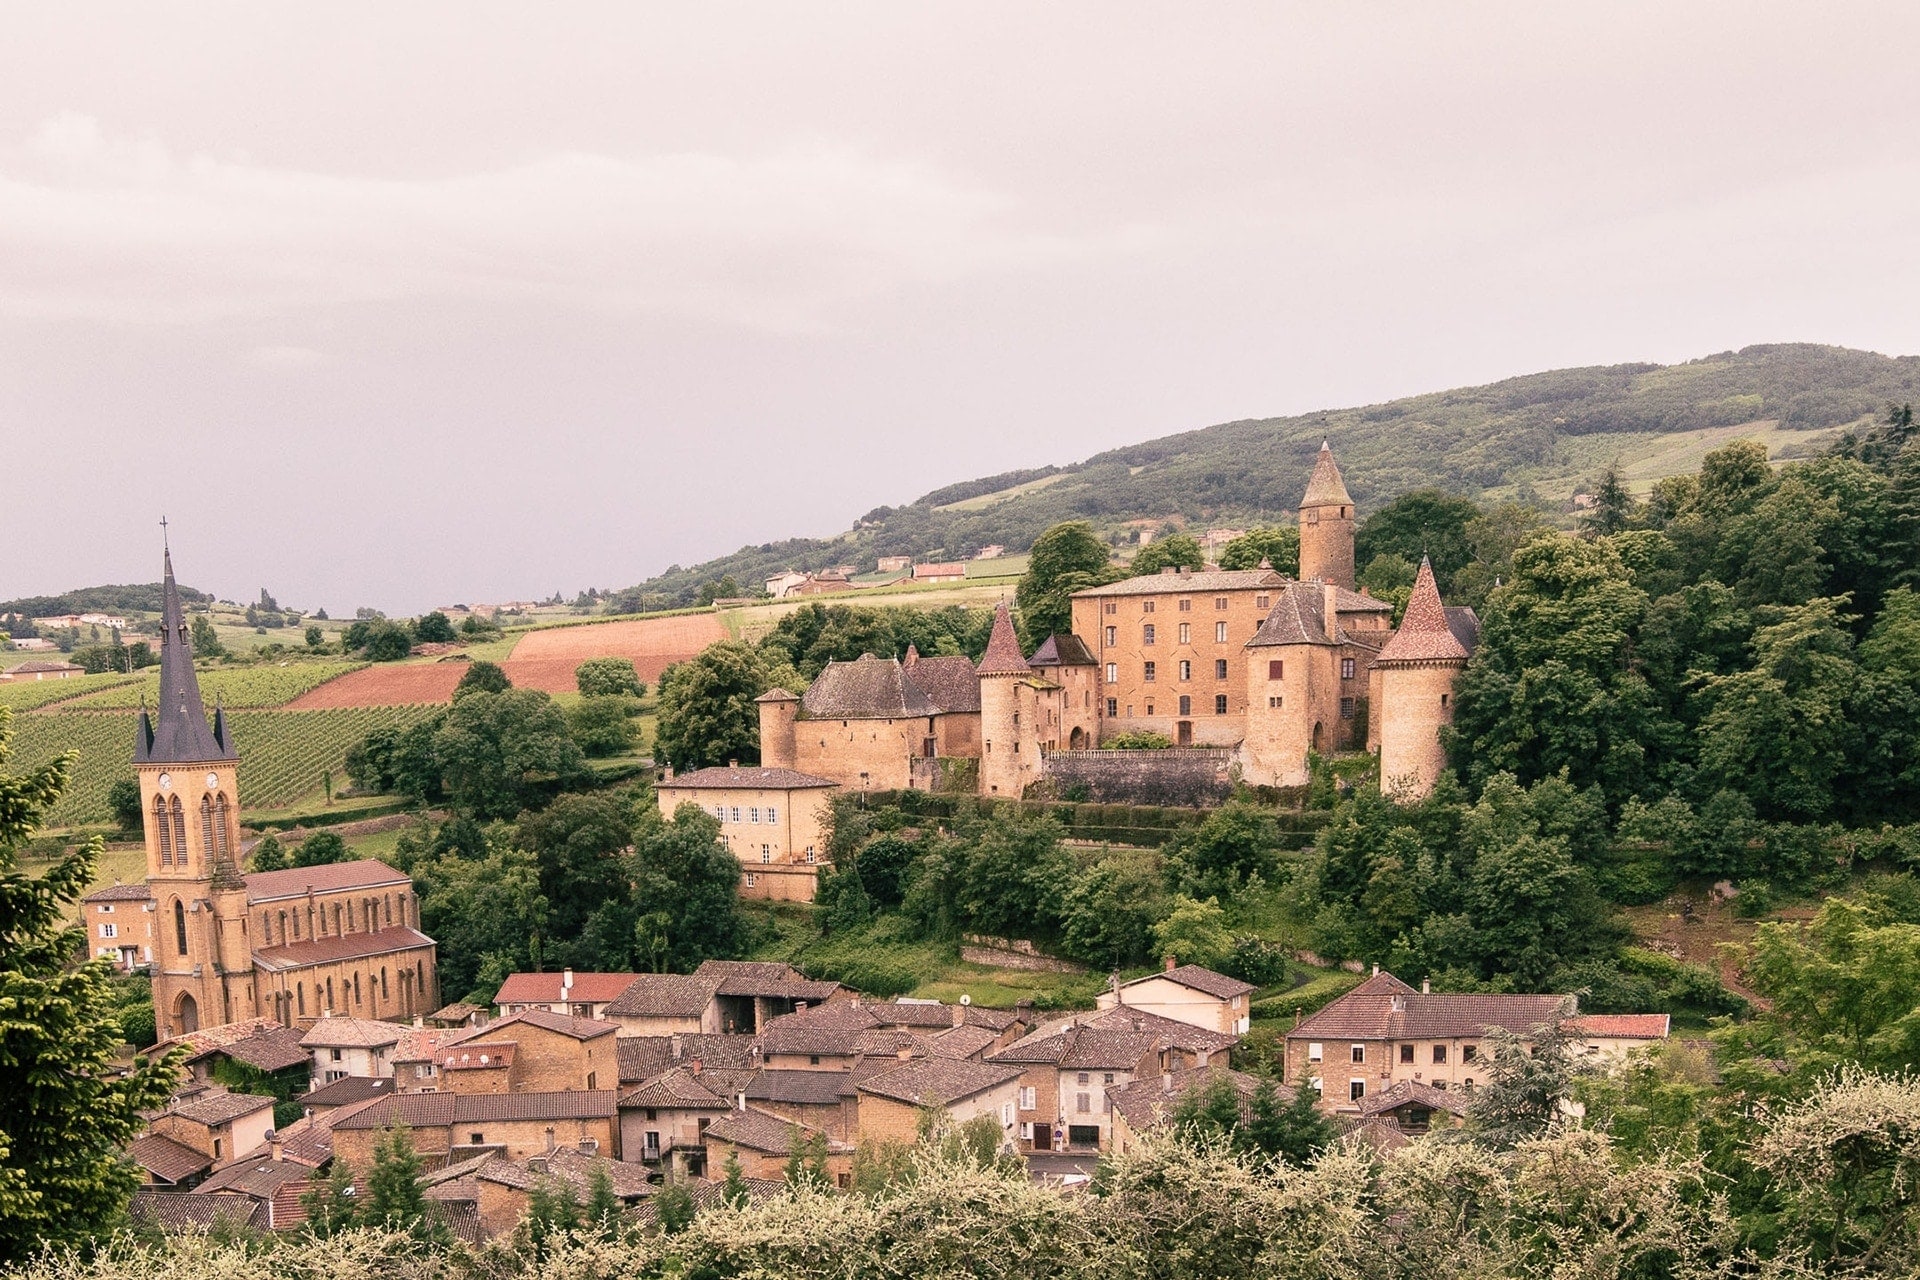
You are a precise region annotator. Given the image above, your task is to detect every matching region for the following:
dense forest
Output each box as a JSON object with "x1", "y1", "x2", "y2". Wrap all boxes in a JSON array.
[{"x1": 616, "y1": 344, "x2": 1920, "y2": 608}]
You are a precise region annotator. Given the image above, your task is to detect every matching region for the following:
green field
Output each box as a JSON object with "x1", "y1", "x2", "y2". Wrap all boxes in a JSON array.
[
  {"x1": 54, "y1": 661, "x2": 366, "y2": 710},
  {"x1": 0, "y1": 673, "x2": 142, "y2": 712},
  {"x1": 6, "y1": 705, "x2": 443, "y2": 827}
]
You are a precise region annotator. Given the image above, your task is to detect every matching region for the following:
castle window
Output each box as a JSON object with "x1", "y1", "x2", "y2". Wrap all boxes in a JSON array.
[
  {"x1": 1143, "y1": 662, "x2": 1156, "y2": 682},
  {"x1": 1269, "y1": 696, "x2": 1282, "y2": 708},
  {"x1": 761, "y1": 846, "x2": 771, "y2": 863},
  {"x1": 1268, "y1": 660, "x2": 1284, "y2": 680},
  {"x1": 1104, "y1": 626, "x2": 1116, "y2": 646},
  {"x1": 806, "y1": 847, "x2": 816, "y2": 863},
  {"x1": 1440, "y1": 694, "x2": 1449, "y2": 708},
  {"x1": 1142, "y1": 624, "x2": 1155, "y2": 645},
  {"x1": 1178, "y1": 598, "x2": 1191, "y2": 612},
  {"x1": 297, "y1": 984, "x2": 305, "y2": 1015},
  {"x1": 1257, "y1": 595, "x2": 1270, "y2": 609},
  {"x1": 1215, "y1": 597, "x2": 1228, "y2": 610},
  {"x1": 1142, "y1": 600, "x2": 1155, "y2": 613},
  {"x1": 1144, "y1": 704, "x2": 1153, "y2": 716},
  {"x1": 1433, "y1": 1045, "x2": 1447, "y2": 1064},
  {"x1": 154, "y1": 796, "x2": 173, "y2": 866},
  {"x1": 1340, "y1": 698, "x2": 1355, "y2": 719},
  {"x1": 749, "y1": 807, "x2": 760, "y2": 824},
  {"x1": 1105, "y1": 662, "x2": 1117, "y2": 684},
  {"x1": 382, "y1": 968, "x2": 389, "y2": 1000},
  {"x1": 1178, "y1": 660, "x2": 1191, "y2": 681},
  {"x1": 1103, "y1": 601, "x2": 1117, "y2": 615},
  {"x1": 173, "y1": 900, "x2": 187, "y2": 955},
  {"x1": 1178, "y1": 696, "x2": 1191, "y2": 716},
  {"x1": 1216, "y1": 622, "x2": 1228, "y2": 643},
  {"x1": 1215, "y1": 659, "x2": 1228, "y2": 680},
  {"x1": 1341, "y1": 658, "x2": 1356, "y2": 679},
  {"x1": 1176, "y1": 623, "x2": 1189, "y2": 645},
  {"x1": 767, "y1": 806, "x2": 777, "y2": 823},
  {"x1": 1106, "y1": 698, "x2": 1117, "y2": 717},
  {"x1": 1215, "y1": 695, "x2": 1229, "y2": 715}
]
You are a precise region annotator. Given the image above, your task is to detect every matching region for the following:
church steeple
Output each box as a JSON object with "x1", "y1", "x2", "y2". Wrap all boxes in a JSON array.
[{"x1": 134, "y1": 540, "x2": 236, "y2": 764}]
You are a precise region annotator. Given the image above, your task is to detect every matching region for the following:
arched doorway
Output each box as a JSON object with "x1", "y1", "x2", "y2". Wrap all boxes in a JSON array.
[
  {"x1": 1069, "y1": 726, "x2": 1086, "y2": 750},
  {"x1": 176, "y1": 990, "x2": 200, "y2": 1034},
  {"x1": 1311, "y1": 721, "x2": 1324, "y2": 752}
]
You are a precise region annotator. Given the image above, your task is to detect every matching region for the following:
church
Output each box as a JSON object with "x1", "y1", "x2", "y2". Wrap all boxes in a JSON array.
[
  {"x1": 134, "y1": 546, "x2": 439, "y2": 1041},
  {"x1": 758, "y1": 442, "x2": 1478, "y2": 804}
]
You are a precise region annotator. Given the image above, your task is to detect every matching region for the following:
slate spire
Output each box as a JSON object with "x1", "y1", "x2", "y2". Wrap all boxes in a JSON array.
[
  {"x1": 134, "y1": 542, "x2": 237, "y2": 763},
  {"x1": 975, "y1": 601, "x2": 1031, "y2": 676}
]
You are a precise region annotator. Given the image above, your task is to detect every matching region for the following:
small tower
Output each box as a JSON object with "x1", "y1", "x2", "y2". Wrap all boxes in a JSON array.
[
  {"x1": 136, "y1": 541, "x2": 250, "y2": 1038},
  {"x1": 1298, "y1": 441, "x2": 1356, "y2": 591},
  {"x1": 1240, "y1": 584, "x2": 1343, "y2": 787},
  {"x1": 755, "y1": 688, "x2": 800, "y2": 770},
  {"x1": 976, "y1": 602, "x2": 1038, "y2": 797},
  {"x1": 1373, "y1": 556, "x2": 1472, "y2": 801}
]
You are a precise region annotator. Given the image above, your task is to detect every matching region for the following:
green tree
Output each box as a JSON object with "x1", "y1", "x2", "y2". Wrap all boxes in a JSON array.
[
  {"x1": 299, "y1": 1160, "x2": 359, "y2": 1239},
  {"x1": 249, "y1": 833, "x2": 288, "y2": 872},
  {"x1": 292, "y1": 830, "x2": 348, "y2": 867},
  {"x1": 952, "y1": 808, "x2": 1073, "y2": 942},
  {"x1": 1355, "y1": 488, "x2": 1480, "y2": 593},
  {"x1": 189, "y1": 614, "x2": 225, "y2": 658},
  {"x1": 783, "y1": 1128, "x2": 830, "y2": 1188},
  {"x1": 1742, "y1": 898, "x2": 1920, "y2": 1076},
  {"x1": 1131, "y1": 532, "x2": 1205, "y2": 576},
  {"x1": 433, "y1": 688, "x2": 590, "y2": 820},
  {"x1": 1168, "y1": 1075, "x2": 1244, "y2": 1142},
  {"x1": 653, "y1": 641, "x2": 771, "y2": 771},
  {"x1": 1059, "y1": 851, "x2": 1166, "y2": 970},
  {"x1": 516, "y1": 792, "x2": 639, "y2": 968},
  {"x1": 1465, "y1": 1021, "x2": 1579, "y2": 1149},
  {"x1": 0, "y1": 718, "x2": 180, "y2": 1262},
  {"x1": 1581, "y1": 467, "x2": 1635, "y2": 537},
  {"x1": 1218, "y1": 525, "x2": 1300, "y2": 574},
  {"x1": 1017, "y1": 521, "x2": 1116, "y2": 639},
  {"x1": 356, "y1": 619, "x2": 414, "y2": 662},
  {"x1": 1163, "y1": 797, "x2": 1283, "y2": 900},
  {"x1": 524, "y1": 1176, "x2": 582, "y2": 1251},
  {"x1": 411, "y1": 611, "x2": 457, "y2": 644},
  {"x1": 720, "y1": 1150, "x2": 750, "y2": 1206},
  {"x1": 1240, "y1": 1078, "x2": 1336, "y2": 1165},
  {"x1": 651, "y1": 1173, "x2": 696, "y2": 1233},
  {"x1": 454, "y1": 659, "x2": 512, "y2": 698},
  {"x1": 304, "y1": 624, "x2": 324, "y2": 650},
  {"x1": 576, "y1": 657, "x2": 645, "y2": 699},
  {"x1": 567, "y1": 695, "x2": 638, "y2": 758},
  {"x1": 363, "y1": 1123, "x2": 430, "y2": 1233},
  {"x1": 414, "y1": 841, "x2": 551, "y2": 1001},
  {"x1": 1153, "y1": 895, "x2": 1234, "y2": 971},
  {"x1": 106, "y1": 777, "x2": 142, "y2": 836},
  {"x1": 583, "y1": 1163, "x2": 622, "y2": 1239},
  {"x1": 631, "y1": 805, "x2": 748, "y2": 971}
]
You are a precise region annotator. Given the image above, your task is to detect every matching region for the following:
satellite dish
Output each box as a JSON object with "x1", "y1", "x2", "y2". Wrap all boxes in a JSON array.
[{"x1": 959, "y1": 994, "x2": 972, "y2": 1006}]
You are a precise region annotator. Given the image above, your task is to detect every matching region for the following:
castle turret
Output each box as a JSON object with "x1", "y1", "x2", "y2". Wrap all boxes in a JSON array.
[
  {"x1": 976, "y1": 602, "x2": 1040, "y2": 797},
  {"x1": 1239, "y1": 584, "x2": 1343, "y2": 787},
  {"x1": 1372, "y1": 556, "x2": 1473, "y2": 801},
  {"x1": 1298, "y1": 441, "x2": 1356, "y2": 591},
  {"x1": 755, "y1": 688, "x2": 800, "y2": 770}
]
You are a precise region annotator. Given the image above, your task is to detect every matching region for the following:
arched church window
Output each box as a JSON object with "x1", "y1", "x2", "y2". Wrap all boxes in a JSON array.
[
  {"x1": 173, "y1": 899, "x2": 188, "y2": 955},
  {"x1": 199, "y1": 794, "x2": 216, "y2": 860},
  {"x1": 170, "y1": 798, "x2": 187, "y2": 867},
  {"x1": 214, "y1": 794, "x2": 232, "y2": 860},
  {"x1": 155, "y1": 796, "x2": 173, "y2": 866}
]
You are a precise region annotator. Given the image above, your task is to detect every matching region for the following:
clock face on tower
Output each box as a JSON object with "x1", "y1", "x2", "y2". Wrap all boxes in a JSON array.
[
  {"x1": 205, "y1": 772, "x2": 220, "y2": 790},
  {"x1": 157, "y1": 773, "x2": 172, "y2": 791}
]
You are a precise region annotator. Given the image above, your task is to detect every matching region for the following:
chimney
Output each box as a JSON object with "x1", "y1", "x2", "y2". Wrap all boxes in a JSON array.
[
  {"x1": 670, "y1": 1033, "x2": 682, "y2": 1059},
  {"x1": 1160, "y1": 565, "x2": 1176, "y2": 575},
  {"x1": 1164, "y1": 954, "x2": 1177, "y2": 973},
  {"x1": 1323, "y1": 581, "x2": 1339, "y2": 642},
  {"x1": 1293, "y1": 1006, "x2": 1302, "y2": 1028},
  {"x1": 267, "y1": 1130, "x2": 282, "y2": 1162},
  {"x1": 1162, "y1": 1068, "x2": 1172, "y2": 1092},
  {"x1": 1372, "y1": 963, "x2": 1379, "y2": 977},
  {"x1": 562, "y1": 968, "x2": 574, "y2": 992},
  {"x1": 736, "y1": 1091, "x2": 746, "y2": 1112},
  {"x1": 951, "y1": 1004, "x2": 965, "y2": 1027},
  {"x1": 690, "y1": 1058, "x2": 703, "y2": 1076},
  {"x1": 1422, "y1": 978, "x2": 1430, "y2": 995},
  {"x1": 728, "y1": 759, "x2": 739, "y2": 769},
  {"x1": 1178, "y1": 565, "x2": 1190, "y2": 578},
  {"x1": 412, "y1": 1015, "x2": 423, "y2": 1029},
  {"x1": 896, "y1": 1045, "x2": 914, "y2": 1060}
]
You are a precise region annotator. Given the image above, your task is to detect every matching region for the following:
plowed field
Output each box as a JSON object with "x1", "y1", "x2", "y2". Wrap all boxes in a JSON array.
[{"x1": 286, "y1": 612, "x2": 727, "y2": 707}]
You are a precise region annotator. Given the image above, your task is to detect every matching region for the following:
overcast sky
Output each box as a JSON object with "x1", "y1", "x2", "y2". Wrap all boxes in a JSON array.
[{"x1": 5, "y1": 3, "x2": 1919, "y2": 614}]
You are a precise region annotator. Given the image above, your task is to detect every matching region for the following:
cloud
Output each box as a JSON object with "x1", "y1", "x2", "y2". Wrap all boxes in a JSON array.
[
  {"x1": 0, "y1": 114, "x2": 1151, "y2": 331},
  {"x1": 244, "y1": 344, "x2": 328, "y2": 370}
]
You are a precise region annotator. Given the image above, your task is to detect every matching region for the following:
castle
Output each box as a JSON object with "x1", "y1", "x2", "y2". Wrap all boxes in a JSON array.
[
  {"x1": 131, "y1": 546, "x2": 440, "y2": 1040},
  {"x1": 757, "y1": 443, "x2": 1478, "y2": 805}
]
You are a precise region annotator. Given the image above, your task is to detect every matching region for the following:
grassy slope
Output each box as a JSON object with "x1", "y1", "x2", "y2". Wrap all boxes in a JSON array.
[{"x1": 626, "y1": 343, "x2": 1920, "y2": 602}]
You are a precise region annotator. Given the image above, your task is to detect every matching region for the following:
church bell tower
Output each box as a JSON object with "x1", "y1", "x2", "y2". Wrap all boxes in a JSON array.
[{"x1": 136, "y1": 536, "x2": 252, "y2": 1039}]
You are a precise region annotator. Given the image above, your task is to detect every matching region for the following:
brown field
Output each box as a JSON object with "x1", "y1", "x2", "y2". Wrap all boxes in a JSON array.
[{"x1": 286, "y1": 612, "x2": 728, "y2": 707}]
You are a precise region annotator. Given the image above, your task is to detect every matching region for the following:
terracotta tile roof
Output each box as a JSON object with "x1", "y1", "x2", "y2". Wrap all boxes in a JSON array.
[
  {"x1": 991, "y1": 1007, "x2": 1238, "y2": 1069},
  {"x1": 252, "y1": 926, "x2": 435, "y2": 972},
  {"x1": 1107, "y1": 1065, "x2": 1273, "y2": 1133},
  {"x1": 427, "y1": 1001, "x2": 486, "y2": 1025},
  {"x1": 297, "y1": 1076, "x2": 394, "y2": 1109},
  {"x1": 802, "y1": 654, "x2": 941, "y2": 718},
  {"x1": 748, "y1": 1068, "x2": 853, "y2": 1107},
  {"x1": 1287, "y1": 972, "x2": 1572, "y2": 1042},
  {"x1": 903, "y1": 654, "x2": 983, "y2": 713},
  {"x1": 474, "y1": 1007, "x2": 619, "y2": 1041},
  {"x1": 758, "y1": 1002, "x2": 914, "y2": 1057},
  {"x1": 1073, "y1": 568, "x2": 1284, "y2": 598},
  {"x1": 83, "y1": 882, "x2": 152, "y2": 903},
  {"x1": 616, "y1": 1036, "x2": 676, "y2": 1083},
  {"x1": 754, "y1": 687, "x2": 800, "y2": 704},
  {"x1": 618, "y1": 1066, "x2": 732, "y2": 1110},
  {"x1": 332, "y1": 1090, "x2": 618, "y2": 1130},
  {"x1": 128, "y1": 1188, "x2": 266, "y2": 1231},
  {"x1": 1028, "y1": 633, "x2": 1098, "y2": 667},
  {"x1": 1122, "y1": 964, "x2": 1257, "y2": 1000},
  {"x1": 928, "y1": 1023, "x2": 1000, "y2": 1060},
  {"x1": 856, "y1": 1057, "x2": 1022, "y2": 1108},
  {"x1": 475, "y1": 1149, "x2": 653, "y2": 1199},
  {"x1": 874, "y1": 1000, "x2": 965, "y2": 1029},
  {"x1": 1356, "y1": 1079, "x2": 1469, "y2": 1118},
  {"x1": 1300, "y1": 440, "x2": 1353, "y2": 508},
  {"x1": 1247, "y1": 583, "x2": 1342, "y2": 648},
  {"x1": 130, "y1": 1133, "x2": 214, "y2": 1183},
  {"x1": 169, "y1": 1090, "x2": 275, "y2": 1127},
  {"x1": 196, "y1": 1154, "x2": 313, "y2": 1199},
  {"x1": 706, "y1": 1105, "x2": 846, "y2": 1155},
  {"x1": 393, "y1": 1026, "x2": 458, "y2": 1064},
  {"x1": 1374, "y1": 558, "x2": 1471, "y2": 665},
  {"x1": 166, "y1": 1023, "x2": 309, "y2": 1073},
  {"x1": 1444, "y1": 605, "x2": 1482, "y2": 655},
  {"x1": 494, "y1": 972, "x2": 644, "y2": 1005},
  {"x1": 300, "y1": 1016, "x2": 406, "y2": 1049},
  {"x1": 974, "y1": 602, "x2": 1031, "y2": 676},
  {"x1": 695, "y1": 960, "x2": 841, "y2": 1002},
  {"x1": 675, "y1": 1033, "x2": 763, "y2": 1069},
  {"x1": 661, "y1": 766, "x2": 841, "y2": 791},
  {"x1": 243, "y1": 859, "x2": 411, "y2": 903},
  {"x1": 1565, "y1": 1013, "x2": 1671, "y2": 1039},
  {"x1": 605, "y1": 972, "x2": 722, "y2": 1018},
  {"x1": 149, "y1": 1017, "x2": 288, "y2": 1063}
]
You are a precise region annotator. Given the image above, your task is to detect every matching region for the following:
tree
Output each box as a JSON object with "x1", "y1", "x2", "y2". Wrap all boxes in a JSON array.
[
  {"x1": 516, "y1": 792, "x2": 639, "y2": 968},
  {"x1": 783, "y1": 1128, "x2": 830, "y2": 1188},
  {"x1": 1581, "y1": 467, "x2": 1634, "y2": 537},
  {"x1": 1017, "y1": 521, "x2": 1115, "y2": 639},
  {"x1": 720, "y1": 1150, "x2": 750, "y2": 1206},
  {"x1": 1153, "y1": 895, "x2": 1234, "y2": 972},
  {"x1": 454, "y1": 659, "x2": 511, "y2": 698},
  {"x1": 356, "y1": 619, "x2": 414, "y2": 662},
  {"x1": 1131, "y1": 532, "x2": 1205, "y2": 577},
  {"x1": 1059, "y1": 851, "x2": 1166, "y2": 970},
  {"x1": 524, "y1": 1176, "x2": 582, "y2": 1252},
  {"x1": 106, "y1": 777, "x2": 143, "y2": 836},
  {"x1": 189, "y1": 615, "x2": 225, "y2": 658},
  {"x1": 1742, "y1": 898, "x2": 1920, "y2": 1076},
  {"x1": 1168, "y1": 1075, "x2": 1244, "y2": 1142},
  {"x1": 250, "y1": 834, "x2": 288, "y2": 872},
  {"x1": 1354, "y1": 489, "x2": 1480, "y2": 593},
  {"x1": 299, "y1": 1161, "x2": 359, "y2": 1238},
  {"x1": 651, "y1": 1173, "x2": 696, "y2": 1233},
  {"x1": 1465, "y1": 1021, "x2": 1579, "y2": 1149},
  {"x1": 363, "y1": 1123, "x2": 430, "y2": 1234},
  {"x1": 653, "y1": 641, "x2": 771, "y2": 771},
  {"x1": 413, "y1": 842, "x2": 550, "y2": 1002},
  {"x1": 305, "y1": 625, "x2": 325, "y2": 650},
  {"x1": 292, "y1": 830, "x2": 348, "y2": 867},
  {"x1": 1163, "y1": 798, "x2": 1283, "y2": 900},
  {"x1": 1219, "y1": 526, "x2": 1299, "y2": 574},
  {"x1": 567, "y1": 695, "x2": 638, "y2": 758},
  {"x1": 576, "y1": 657, "x2": 645, "y2": 699},
  {"x1": 630, "y1": 805, "x2": 748, "y2": 971},
  {"x1": 412, "y1": 611, "x2": 457, "y2": 644},
  {"x1": 433, "y1": 688, "x2": 590, "y2": 820},
  {"x1": 0, "y1": 714, "x2": 180, "y2": 1262},
  {"x1": 1240, "y1": 1079, "x2": 1336, "y2": 1165},
  {"x1": 583, "y1": 1163, "x2": 622, "y2": 1238}
]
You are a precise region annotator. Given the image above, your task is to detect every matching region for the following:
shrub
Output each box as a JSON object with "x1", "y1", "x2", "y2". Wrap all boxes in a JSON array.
[{"x1": 575, "y1": 657, "x2": 645, "y2": 699}]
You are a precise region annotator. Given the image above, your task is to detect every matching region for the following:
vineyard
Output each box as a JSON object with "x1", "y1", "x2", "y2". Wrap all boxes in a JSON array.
[
  {"x1": 56, "y1": 661, "x2": 368, "y2": 710},
  {"x1": 0, "y1": 673, "x2": 141, "y2": 712},
  {"x1": 4, "y1": 704, "x2": 442, "y2": 827}
]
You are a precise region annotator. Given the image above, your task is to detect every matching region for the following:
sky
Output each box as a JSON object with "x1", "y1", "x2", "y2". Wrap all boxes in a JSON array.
[{"x1": 4, "y1": 3, "x2": 1919, "y2": 615}]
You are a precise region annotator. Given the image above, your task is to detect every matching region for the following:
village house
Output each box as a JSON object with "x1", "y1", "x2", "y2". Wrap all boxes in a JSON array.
[
  {"x1": 701, "y1": 1106, "x2": 854, "y2": 1184},
  {"x1": 599, "y1": 960, "x2": 842, "y2": 1037},
  {"x1": 296, "y1": 1074, "x2": 396, "y2": 1117},
  {"x1": 1282, "y1": 971, "x2": 1671, "y2": 1112},
  {"x1": 82, "y1": 881, "x2": 155, "y2": 969},
  {"x1": 851, "y1": 1057, "x2": 1025, "y2": 1146},
  {"x1": 1, "y1": 659, "x2": 88, "y2": 681},
  {"x1": 1095, "y1": 960, "x2": 1255, "y2": 1035},
  {"x1": 436, "y1": 1009, "x2": 619, "y2": 1095},
  {"x1": 144, "y1": 1017, "x2": 311, "y2": 1091},
  {"x1": 301, "y1": 1014, "x2": 404, "y2": 1089},
  {"x1": 330, "y1": 1090, "x2": 620, "y2": 1168},
  {"x1": 1354, "y1": 1079, "x2": 1470, "y2": 1137},
  {"x1": 911, "y1": 561, "x2": 968, "y2": 583},
  {"x1": 655, "y1": 765, "x2": 840, "y2": 901},
  {"x1": 493, "y1": 969, "x2": 644, "y2": 1020},
  {"x1": 136, "y1": 1090, "x2": 276, "y2": 1183},
  {"x1": 1106, "y1": 1063, "x2": 1273, "y2": 1156},
  {"x1": 422, "y1": 1148, "x2": 652, "y2": 1239}
]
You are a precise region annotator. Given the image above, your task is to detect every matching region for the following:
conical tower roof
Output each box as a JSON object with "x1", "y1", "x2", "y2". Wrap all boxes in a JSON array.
[
  {"x1": 1375, "y1": 556, "x2": 1469, "y2": 665},
  {"x1": 1300, "y1": 440, "x2": 1353, "y2": 508},
  {"x1": 135, "y1": 543, "x2": 237, "y2": 763},
  {"x1": 975, "y1": 601, "x2": 1031, "y2": 676}
]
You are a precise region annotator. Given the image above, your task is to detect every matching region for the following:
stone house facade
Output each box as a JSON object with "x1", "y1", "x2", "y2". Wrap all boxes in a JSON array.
[{"x1": 655, "y1": 765, "x2": 839, "y2": 901}]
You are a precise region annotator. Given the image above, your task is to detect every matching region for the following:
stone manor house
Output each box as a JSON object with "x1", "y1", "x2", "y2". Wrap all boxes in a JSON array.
[{"x1": 733, "y1": 444, "x2": 1479, "y2": 881}]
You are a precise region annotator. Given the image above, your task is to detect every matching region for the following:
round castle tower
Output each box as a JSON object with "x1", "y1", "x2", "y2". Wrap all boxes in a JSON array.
[
  {"x1": 976, "y1": 601, "x2": 1039, "y2": 797},
  {"x1": 1298, "y1": 440, "x2": 1356, "y2": 591},
  {"x1": 1372, "y1": 555, "x2": 1470, "y2": 801}
]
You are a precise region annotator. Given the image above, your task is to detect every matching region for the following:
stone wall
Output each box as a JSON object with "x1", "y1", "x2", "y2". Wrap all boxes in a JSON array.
[{"x1": 1040, "y1": 748, "x2": 1233, "y2": 808}]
